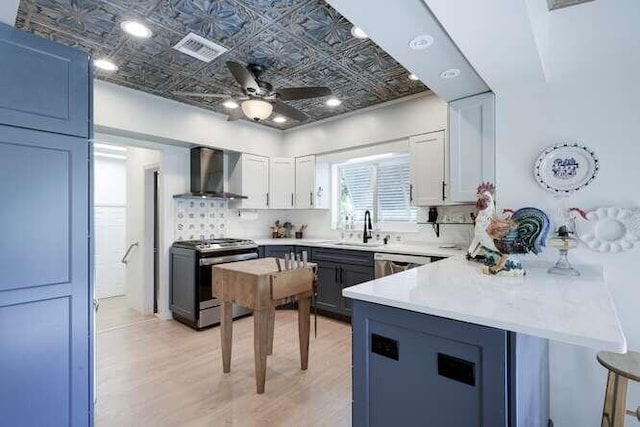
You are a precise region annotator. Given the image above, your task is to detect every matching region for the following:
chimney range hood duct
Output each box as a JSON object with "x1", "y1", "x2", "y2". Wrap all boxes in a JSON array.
[{"x1": 173, "y1": 147, "x2": 247, "y2": 200}]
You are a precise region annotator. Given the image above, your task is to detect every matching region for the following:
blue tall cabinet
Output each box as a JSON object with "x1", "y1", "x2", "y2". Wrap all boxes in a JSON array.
[{"x1": 0, "y1": 22, "x2": 93, "y2": 426}]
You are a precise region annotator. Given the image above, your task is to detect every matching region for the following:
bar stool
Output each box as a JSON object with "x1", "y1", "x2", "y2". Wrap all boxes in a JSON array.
[{"x1": 597, "y1": 351, "x2": 640, "y2": 427}]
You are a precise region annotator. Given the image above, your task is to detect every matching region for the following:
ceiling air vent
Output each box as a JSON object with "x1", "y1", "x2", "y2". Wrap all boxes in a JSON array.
[
  {"x1": 173, "y1": 33, "x2": 227, "y2": 63},
  {"x1": 547, "y1": 0, "x2": 595, "y2": 11}
]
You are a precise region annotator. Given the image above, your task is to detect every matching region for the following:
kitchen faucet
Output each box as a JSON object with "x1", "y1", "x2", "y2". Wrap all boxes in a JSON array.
[{"x1": 363, "y1": 210, "x2": 373, "y2": 244}]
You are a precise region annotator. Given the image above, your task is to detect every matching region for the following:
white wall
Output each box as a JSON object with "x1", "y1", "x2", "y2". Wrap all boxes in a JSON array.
[
  {"x1": 283, "y1": 93, "x2": 447, "y2": 156},
  {"x1": 94, "y1": 80, "x2": 284, "y2": 158},
  {"x1": 93, "y1": 156, "x2": 126, "y2": 299},
  {"x1": 423, "y1": 0, "x2": 640, "y2": 425}
]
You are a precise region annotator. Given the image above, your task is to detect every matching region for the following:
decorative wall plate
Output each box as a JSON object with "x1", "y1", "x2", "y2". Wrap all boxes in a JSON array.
[
  {"x1": 574, "y1": 207, "x2": 640, "y2": 253},
  {"x1": 534, "y1": 143, "x2": 599, "y2": 194}
]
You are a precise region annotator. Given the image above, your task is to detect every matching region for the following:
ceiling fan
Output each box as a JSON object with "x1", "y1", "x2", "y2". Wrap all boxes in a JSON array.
[{"x1": 173, "y1": 61, "x2": 332, "y2": 122}]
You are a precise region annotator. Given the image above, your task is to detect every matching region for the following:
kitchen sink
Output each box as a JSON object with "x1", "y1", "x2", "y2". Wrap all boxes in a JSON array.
[{"x1": 332, "y1": 241, "x2": 384, "y2": 248}]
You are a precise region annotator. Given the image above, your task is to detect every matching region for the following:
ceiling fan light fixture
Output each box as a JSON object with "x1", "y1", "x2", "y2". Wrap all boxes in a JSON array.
[
  {"x1": 325, "y1": 97, "x2": 342, "y2": 107},
  {"x1": 94, "y1": 59, "x2": 118, "y2": 72},
  {"x1": 222, "y1": 100, "x2": 239, "y2": 109},
  {"x1": 351, "y1": 26, "x2": 368, "y2": 39},
  {"x1": 241, "y1": 100, "x2": 273, "y2": 121},
  {"x1": 273, "y1": 116, "x2": 287, "y2": 123},
  {"x1": 120, "y1": 20, "x2": 153, "y2": 38}
]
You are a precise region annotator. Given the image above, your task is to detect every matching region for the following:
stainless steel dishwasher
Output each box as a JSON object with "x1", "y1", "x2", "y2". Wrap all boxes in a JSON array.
[{"x1": 374, "y1": 252, "x2": 432, "y2": 278}]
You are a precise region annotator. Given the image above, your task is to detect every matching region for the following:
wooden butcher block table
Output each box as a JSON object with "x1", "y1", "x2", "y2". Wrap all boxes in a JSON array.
[{"x1": 212, "y1": 257, "x2": 315, "y2": 394}]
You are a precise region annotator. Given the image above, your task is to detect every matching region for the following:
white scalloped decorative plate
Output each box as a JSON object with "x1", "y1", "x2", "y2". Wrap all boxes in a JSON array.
[
  {"x1": 575, "y1": 207, "x2": 640, "y2": 253},
  {"x1": 534, "y1": 143, "x2": 599, "y2": 194}
]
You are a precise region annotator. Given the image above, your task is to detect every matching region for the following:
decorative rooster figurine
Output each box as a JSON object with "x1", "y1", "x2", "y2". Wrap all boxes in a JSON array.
[{"x1": 467, "y1": 182, "x2": 551, "y2": 276}]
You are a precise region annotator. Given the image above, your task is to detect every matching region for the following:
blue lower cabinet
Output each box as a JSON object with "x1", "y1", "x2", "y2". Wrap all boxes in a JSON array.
[
  {"x1": 263, "y1": 245, "x2": 294, "y2": 258},
  {"x1": 351, "y1": 301, "x2": 549, "y2": 427},
  {"x1": 314, "y1": 260, "x2": 342, "y2": 313},
  {"x1": 312, "y1": 248, "x2": 374, "y2": 319}
]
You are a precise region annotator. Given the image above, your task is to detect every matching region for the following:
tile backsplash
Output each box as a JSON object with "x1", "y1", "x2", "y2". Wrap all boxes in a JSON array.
[
  {"x1": 173, "y1": 199, "x2": 475, "y2": 247},
  {"x1": 174, "y1": 199, "x2": 229, "y2": 241}
]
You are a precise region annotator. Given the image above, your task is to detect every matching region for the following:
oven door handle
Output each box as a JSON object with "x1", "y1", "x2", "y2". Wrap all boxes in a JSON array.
[{"x1": 199, "y1": 252, "x2": 258, "y2": 266}]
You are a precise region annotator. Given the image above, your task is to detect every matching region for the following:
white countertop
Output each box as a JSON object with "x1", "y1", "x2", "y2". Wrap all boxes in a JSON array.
[
  {"x1": 342, "y1": 256, "x2": 627, "y2": 352},
  {"x1": 252, "y1": 238, "x2": 465, "y2": 258}
]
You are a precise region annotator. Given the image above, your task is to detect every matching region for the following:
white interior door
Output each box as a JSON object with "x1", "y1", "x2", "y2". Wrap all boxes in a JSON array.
[{"x1": 125, "y1": 146, "x2": 161, "y2": 314}]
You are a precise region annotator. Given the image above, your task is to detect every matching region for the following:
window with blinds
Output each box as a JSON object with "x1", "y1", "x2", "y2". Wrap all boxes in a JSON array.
[{"x1": 338, "y1": 154, "x2": 416, "y2": 223}]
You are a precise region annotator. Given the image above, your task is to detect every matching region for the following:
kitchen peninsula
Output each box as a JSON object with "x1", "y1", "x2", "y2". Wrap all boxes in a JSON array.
[{"x1": 343, "y1": 256, "x2": 626, "y2": 426}]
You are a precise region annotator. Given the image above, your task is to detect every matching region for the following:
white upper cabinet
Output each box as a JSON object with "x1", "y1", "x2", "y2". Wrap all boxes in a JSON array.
[
  {"x1": 231, "y1": 153, "x2": 269, "y2": 209},
  {"x1": 295, "y1": 155, "x2": 315, "y2": 209},
  {"x1": 295, "y1": 155, "x2": 331, "y2": 210},
  {"x1": 448, "y1": 92, "x2": 495, "y2": 203},
  {"x1": 269, "y1": 157, "x2": 295, "y2": 209},
  {"x1": 410, "y1": 131, "x2": 445, "y2": 206}
]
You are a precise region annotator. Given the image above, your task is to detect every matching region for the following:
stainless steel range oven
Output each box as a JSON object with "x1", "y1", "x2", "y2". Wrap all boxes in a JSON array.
[{"x1": 170, "y1": 238, "x2": 258, "y2": 329}]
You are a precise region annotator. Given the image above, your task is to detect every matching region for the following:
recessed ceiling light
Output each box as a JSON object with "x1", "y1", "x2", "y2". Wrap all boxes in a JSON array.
[
  {"x1": 408, "y1": 73, "x2": 419, "y2": 81},
  {"x1": 408, "y1": 34, "x2": 434, "y2": 50},
  {"x1": 273, "y1": 116, "x2": 287, "y2": 123},
  {"x1": 222, "y1": 100, "x2": 239, "y2": 109},
  {"x1": 93, "y1": 59, "x2": 118, "y2": 72},
  {"x1": 440, "y1": 68, "x2": 461, "y2": 79},
  {"x1": 351, "y1": 26, "x2": 368, "y2": 39},
  {"x1": 325, "y1": 98, "x2": 342, "y2": 107},
  {"x1": 120, "y1": 20, "x2": 153, "y2": 38}
]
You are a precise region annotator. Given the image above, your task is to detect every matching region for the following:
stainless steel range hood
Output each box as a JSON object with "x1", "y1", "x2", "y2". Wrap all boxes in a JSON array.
[{"x1": 173, "y1": 147, "x2": 247, "y2": 200}]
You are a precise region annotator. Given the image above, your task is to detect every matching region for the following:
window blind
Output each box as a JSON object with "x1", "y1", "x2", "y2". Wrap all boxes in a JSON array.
[
  {"x1": 377, "y1": 158, "x2": 416, "y2": 222},
  {"x1": 337, "y1": 154, "x2": 415, "y2": 223}
]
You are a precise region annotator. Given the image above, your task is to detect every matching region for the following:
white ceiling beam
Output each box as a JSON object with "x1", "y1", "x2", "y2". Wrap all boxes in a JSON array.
[
  {"x1": 423, "y1": 0, "x2": 547, "y2": 93},
  {"x1": 0, "y1": 0, "x2": 20, "y2": 26},
  {"x1": 326, "y1": 0, "x2": 489, "y2": 102}
]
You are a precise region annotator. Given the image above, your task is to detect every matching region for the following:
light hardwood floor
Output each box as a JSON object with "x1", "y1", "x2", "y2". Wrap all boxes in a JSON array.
[{"x1": 96, "y1": 297, "x2": 352, "y2": 426}]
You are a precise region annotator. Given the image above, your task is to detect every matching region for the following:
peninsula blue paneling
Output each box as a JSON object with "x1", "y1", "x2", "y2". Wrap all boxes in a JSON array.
[
  {"x1": 351, "y1": 300, "x2": 551, "y2": 426},
  {"x1": 352, "y1": 300, "x2": 508, "y2": 427}
]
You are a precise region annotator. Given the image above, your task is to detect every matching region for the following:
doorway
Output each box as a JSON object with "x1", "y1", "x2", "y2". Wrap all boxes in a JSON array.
[{"x1": 93, "y1": 142, "x2": 161, "y2": 332}]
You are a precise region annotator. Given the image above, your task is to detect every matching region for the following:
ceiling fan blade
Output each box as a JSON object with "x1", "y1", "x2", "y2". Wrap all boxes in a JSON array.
[
  {"x1": 227, "y1": 107, "x2": 244, "y2": 122},
  {"x1": 275, "y1": 86, "x2": 332, "y2": 101},
  {"x1": 273, "y1": 100, "x2": 309, "y2": 122},
  {"x1": 173, "y1": 91, "x2": 229, "y2": 98},
  {"x1": 226, "y1": 61, "x2": 260, "y2": 93}
]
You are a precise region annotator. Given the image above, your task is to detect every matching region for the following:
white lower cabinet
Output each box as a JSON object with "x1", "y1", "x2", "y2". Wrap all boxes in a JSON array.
[
  {"x1": 409, "y1": 131, "x2": 445, "y2": 206},
  {"x1": 448, "y1": 92, "x2": 495, "y2": 203},
  {"x1": 269, "y1": 157, "x2": 295, "y2": 209}
]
